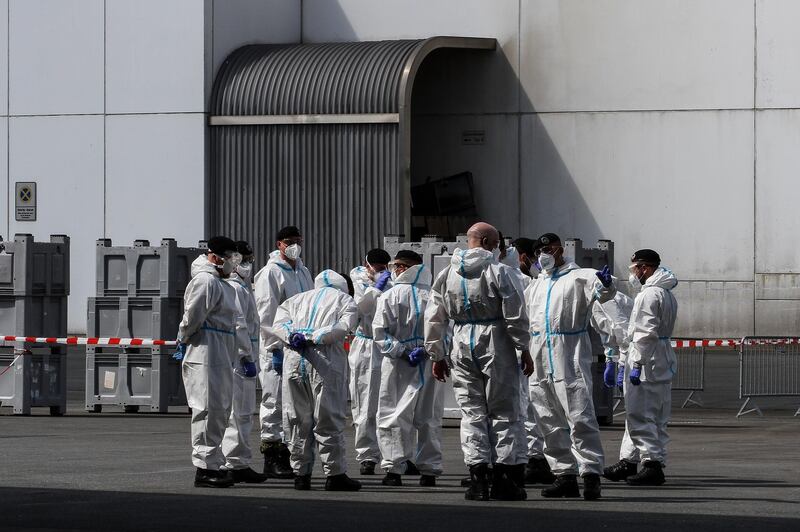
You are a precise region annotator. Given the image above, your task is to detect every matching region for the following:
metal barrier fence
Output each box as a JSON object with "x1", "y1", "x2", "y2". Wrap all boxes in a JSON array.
[
  {"x1": 613, "y1": 339, "x2": 707, "y2": 416},
  {"x1": 738, "y1": 336, "x2": 800, "y2": 418}
]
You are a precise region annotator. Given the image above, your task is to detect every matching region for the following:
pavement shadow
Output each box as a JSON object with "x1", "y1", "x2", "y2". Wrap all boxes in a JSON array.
[{"x1": 1, "y1": 486, "x2": 798, "y2": 532}]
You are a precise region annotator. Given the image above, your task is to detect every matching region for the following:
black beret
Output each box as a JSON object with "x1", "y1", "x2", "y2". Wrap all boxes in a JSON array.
[
  {"x1": 631, "y1": 249, "x2": 661, "y2": 265},
  {"x1": 276, "y1": 226, "x2": 302, "y2": 242},
  {"x1": 366, "y1": 248, "x2": 391, "y2": 265},
  {"x1": 536, "y1": 233, "x2": 561, "y2": 247},
  {"x1": 394, "y1": 249, "x2": 423, "y2": 265},
  {"x1": 235, "y1": 240, "x2": 253, "y2": 257},
  {"x1": 207, "y1": 236, "x2": 237, "y2": 255}
]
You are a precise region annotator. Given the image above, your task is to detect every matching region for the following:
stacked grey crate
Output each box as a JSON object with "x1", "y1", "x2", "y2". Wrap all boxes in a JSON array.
[
  {"x1": 86, "y1": 238, "x2": 204, "y2": 413},
  {"x1": 0, "y1": 234, "x2": 70, "y2": 415}
]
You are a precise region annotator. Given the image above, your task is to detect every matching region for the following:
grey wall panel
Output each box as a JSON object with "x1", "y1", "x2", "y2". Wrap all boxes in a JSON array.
[{"x1": 212, "y1": 124, "x2": 399, "y2": 274}]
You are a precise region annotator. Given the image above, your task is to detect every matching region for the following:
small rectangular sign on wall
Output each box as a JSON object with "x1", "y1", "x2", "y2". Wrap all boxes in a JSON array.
[{"x1": 15, "y1": 182, "x2": 37, "y2": 222}]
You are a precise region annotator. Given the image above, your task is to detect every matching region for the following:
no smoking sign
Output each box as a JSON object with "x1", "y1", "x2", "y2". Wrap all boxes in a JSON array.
[{"x1": 15, "y1": 182, "x2": 37, "y2": 221}]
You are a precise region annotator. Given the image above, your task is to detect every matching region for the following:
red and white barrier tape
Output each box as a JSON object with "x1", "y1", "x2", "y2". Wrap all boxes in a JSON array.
[
  {"x1": 1, "y1": 335, "x2": 177, "y2": 347},
  {"x1": 671, "y1": 339, "x2": 739, "y2": 348}
]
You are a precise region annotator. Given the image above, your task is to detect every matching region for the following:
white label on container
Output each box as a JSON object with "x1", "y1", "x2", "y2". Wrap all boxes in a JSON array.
[{"x1": 103, "y1": 370, "x2": 116, "y2": 390}]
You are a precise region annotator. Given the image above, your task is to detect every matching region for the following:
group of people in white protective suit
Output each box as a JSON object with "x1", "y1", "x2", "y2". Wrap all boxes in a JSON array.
[{"x1": 175, "y1": 222, "x2": 678, "y2": 501}]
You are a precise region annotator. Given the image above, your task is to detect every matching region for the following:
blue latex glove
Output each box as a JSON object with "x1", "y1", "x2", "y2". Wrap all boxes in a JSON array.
[
  {"x1": 172, "y1": 343, "x2": 186, "y2": 361},
  {"x1": 375, "y1": 270, "x2": 392, "y2": 291},
  {"x1": 289, "y1": 332, "x2": 308, "y2": 350},
  {"x1": 407, "y1": 347, "x2": 427, "y2": 367},
  {"x1": 616, "y1": 365, "x2": 625, "y2": 388},
  {"x1": 603, "y1": 360, "x2": 616, "y2": 388},
  {"x1": 629, "y1": 364, "x2": 642, "y2": 386},
  {"x1": 272, "y1": 350, "x2": 284, "y2": 375},
  {"x1": 596, "y1": 265, "x2": 613, "y2": 288},
  {"x1": 241, "y1": 359, "x2": 258, "y2": 378}
]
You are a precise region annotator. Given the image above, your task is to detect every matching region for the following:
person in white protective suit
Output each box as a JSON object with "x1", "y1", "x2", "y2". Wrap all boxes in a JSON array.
[
  {"x1": 176, "y1": 236, "x2": 241, "y2": 488},
  {"x1": 603, "y1": 249, "x2": 677, "y2": 487},
  {"x1": 348, "y1": 248, "x2": 393, "y2": 475},
  {"x1": 502, "y1": 237, "x2": 555, "y2": 486},
  {"x1": 424, "y1": 222, "x2": 534, "y2": 502},
  {"x1": 254, "y1": 225, "x2": 314, "y2": 478},
  {"x1": 272, "y1": 270, "x2": 361, "y2": 491},
  {"x1": 220, "y1": 241, "x2": 268, "y2": 484},
  {"x1": 526, "y1": 233, "x2": 616, "y2": 500},
  {"x1": 373, "y1": 250, "x2": 444, "y2": 488}
]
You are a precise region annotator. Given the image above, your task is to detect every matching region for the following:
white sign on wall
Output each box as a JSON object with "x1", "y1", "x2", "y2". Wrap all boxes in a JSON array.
[{"x1": 15, "y1": 182, "x2": 37, "y2": 222}]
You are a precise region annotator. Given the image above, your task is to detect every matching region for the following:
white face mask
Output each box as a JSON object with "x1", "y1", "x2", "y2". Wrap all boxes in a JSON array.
[
  {"x1": 628, "y1": 273, "x2": 642, "y2": 290},
  {"x1": 284, "y1": 243, "x2": 301, "y2": 260},
  {"x1": 237, "y1": 261, "x2": 253, "y2": 280},
  {"x1": 538, "y1": 252, "x2": 556, "y2": 272}
]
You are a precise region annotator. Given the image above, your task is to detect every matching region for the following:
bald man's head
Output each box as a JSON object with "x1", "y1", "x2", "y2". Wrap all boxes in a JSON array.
[{"x1": 467, "y1": 222, "x2": 500, "y2": 252}]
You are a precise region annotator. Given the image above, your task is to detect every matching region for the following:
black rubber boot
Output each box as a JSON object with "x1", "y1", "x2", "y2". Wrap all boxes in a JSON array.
[
  {"x1": 382, "y1": 472, "x2": 403, "y2": 486},
  {"x1": 261, "y1": 441, "x2": 294, "y2": 479},
  {"x1": 460, "y1": 476, "x2": 472, "y2": 488},
  {"x1": 325, "y1": 473, "x2": 362, "y2": 491},
  {"x1": 294, "y1": 474, "x2": 312, "y2": 491},
  {"x1": 541, "y1": 474, "x2": 581, "y2": 498},
  {"x1": 525, "y1": 456, "x2": 556, "y2": 485},
  {"x1": 464, "y1": 464, "x2": 490, "y2": 501},
  {"x1": 510, "y1": 464, "x2": 527, "y2": 489},
  {"x1": 419, "y1": 475, "x2": 436, "y2": 487},
  {"x1": 626, "y1": 460, "x2": 666, "y2": 486},
  {"x1": 404, "y1": 461, "x2": 420, "y2": 475},
  {"x1": 490, "y1": 464, "x2": 528, "y2": 501},
  {"x1": 583, "y1": 473, "x2": 602, "y2": 500},
  {"x1": 231, "y1": 467, "x2": 268, "y2": 484},
  {"x1": 603, "y1": 459, "x2": 638, "y2": 482},
  {"x1": 194, "y1": 468, "x2": 234, "y2": 488},
  {"x1": 360, "y1": 461, "x2": 377, "y2": 475}
]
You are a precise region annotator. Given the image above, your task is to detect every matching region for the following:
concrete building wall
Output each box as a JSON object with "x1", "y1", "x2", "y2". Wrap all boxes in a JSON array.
[
  {"x1": 0, "y1": 0, "x2": 300, "y2": 332},
  {"x1": 302, "y1": 0, "x2": 800, "y2": 338}
]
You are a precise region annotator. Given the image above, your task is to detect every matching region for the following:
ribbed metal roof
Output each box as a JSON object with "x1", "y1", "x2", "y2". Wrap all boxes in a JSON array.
[{"x1": 211, "y1": 40, "x2": 426, "y2": 116}]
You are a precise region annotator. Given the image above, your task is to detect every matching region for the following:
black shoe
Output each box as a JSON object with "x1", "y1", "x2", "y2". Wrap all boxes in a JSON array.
[
  {"x1": 231, "y1": 467, "x2": 268, "y2": 484},
  {"x1": 583, "y1": 473, "x2": 602, "y2": 500},
  {"x1": 194, "y1": 468, "x2": 234, "y2": 488},
  {"x1": 419, "y1": 475, "x2": 436, "y2": 487},
  {"x1": 603, "y1": 459, "x2": 638, "y2": 482},
  {"x1": 261, "y1": 442, "x2": 294, "y2": 479},
  {"x1": 360, "y1": 461, "x2": 377, "y2": 475},
  {"x1": 541, "y1": 474, "x2": 581, "y2": 498},
  {"x1": 490, "y1": 464, "x2": 528, "y2": 501},
  {"x1": 626, "y1": 461, "x2": 666, "y2": 486},
  {"x1": 525, "y1": 456, "x2": 556, "y2": 485},
  {"x1": 464, "y1": 464, "x2": 490, "y2": 501},
  {"x1": 404, "y1": 461, "x2": 420, "y2": 475},
  {"x1": 382, "y1": 472, "x2": 403, "y2": 486},
  {"x1": 325, "y1": 473, "x2": 362, "y2": 491},
  {"x1": 294, "y1": 474, "x2": 312, "y2": 491}
]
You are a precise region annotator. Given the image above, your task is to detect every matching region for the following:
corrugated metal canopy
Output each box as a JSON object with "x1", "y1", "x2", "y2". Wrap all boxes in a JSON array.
[{"x1": 212, "y1": 40, "x2": 421, "y2": 116}]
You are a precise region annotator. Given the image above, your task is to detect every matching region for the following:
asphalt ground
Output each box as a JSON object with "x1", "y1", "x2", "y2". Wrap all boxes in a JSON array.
[{"x1": 0, "y1": 349, "x2": 798, "y2": 531}]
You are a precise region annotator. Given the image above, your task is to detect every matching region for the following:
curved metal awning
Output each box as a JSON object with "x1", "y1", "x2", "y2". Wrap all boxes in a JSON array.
[{"x1": 209, "y1": 36, "x2": 496, "y2": 126}]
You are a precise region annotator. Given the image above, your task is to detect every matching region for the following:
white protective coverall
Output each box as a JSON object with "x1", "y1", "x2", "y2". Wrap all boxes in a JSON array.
[
  {"x1": 179, "y1": 255, "x2": 239, "y2": 470},
  {"x1": 254, "y1": 251, "x2": 314, "y2": 442},
  {"x1": 424, "y1": 248, "x2": 531, "y2": 467},
  {"x1": 526, "y1": 261, "x2": 615, "y2": 476},
  {"x1": 620, "y1": 267, "x2": 678, "y2": 464},
  {"x1": 273, "y1": 270, "x2": 358, "y2": 476},
  {"x1": 348, "y1": 266, "x2": 390, "y2": 464},
  {"x1": 221, "y1": 271, "x2": 260, "y2": 470},
  {"x1": 500, "y1": 250, "x2": 546, "y2": 465},
  {"x1": 373, "y1": 264, "x2": 444, "y2": 476}
]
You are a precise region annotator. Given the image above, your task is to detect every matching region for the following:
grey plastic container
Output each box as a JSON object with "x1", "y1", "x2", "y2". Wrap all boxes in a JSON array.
[
  {"x1": 87, "y1": 296, "x2": 183, "y2": 340},
  {"x1": 0, "y1": 296, "x2": 68, "y2": 337},
  {"x1": 95, "y1": 238, "x2": 203, "y2": 298},
  {"x1": 0, "y1": 234, "x2": 70, "y2": 296},
  {"x1": 0, "y1": 346, "x2": 67, "y2": 415},
  {"x1": 84, "y1": 345, "x2": 186, "y2": 413}
]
